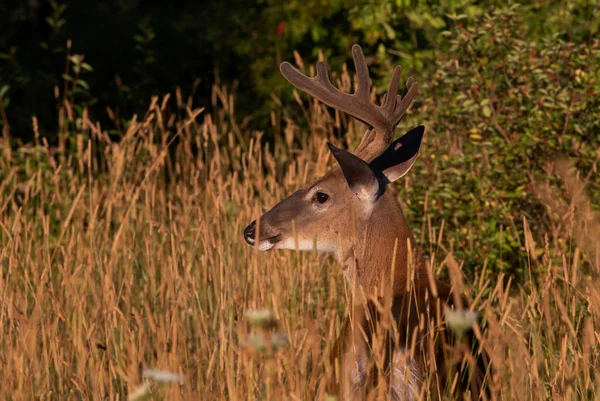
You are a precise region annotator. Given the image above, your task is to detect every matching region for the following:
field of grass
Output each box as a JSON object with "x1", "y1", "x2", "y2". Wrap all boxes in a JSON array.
[{"x1": 0, "y1": 72, "x2": 599, "y2": 401}]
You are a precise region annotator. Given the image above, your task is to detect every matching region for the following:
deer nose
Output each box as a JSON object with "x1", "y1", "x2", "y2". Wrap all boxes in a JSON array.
[{"x1": 243, "y1": 220, "x2": 256, "y2": 244}]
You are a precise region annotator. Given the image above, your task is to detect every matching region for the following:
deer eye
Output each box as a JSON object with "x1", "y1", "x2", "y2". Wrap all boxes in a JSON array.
[{"x1": 314, "y1": 192, "x2": 330, "y2": 204}]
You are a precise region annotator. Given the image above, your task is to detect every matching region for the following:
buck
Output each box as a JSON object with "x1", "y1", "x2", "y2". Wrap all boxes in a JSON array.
[{"x1": 244, "y1": 45, "x2": 490, "y2": 400}]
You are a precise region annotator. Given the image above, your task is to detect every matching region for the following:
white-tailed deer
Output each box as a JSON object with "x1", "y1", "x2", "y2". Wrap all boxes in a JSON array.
[{"x1": 244, "y1": 45, "x2": 491, "y2": 400}]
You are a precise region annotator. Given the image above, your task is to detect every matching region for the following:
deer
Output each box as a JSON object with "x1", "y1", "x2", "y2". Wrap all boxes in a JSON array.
[{"x1": 243, "y1": 44, "x2": 491, "y2": 400}]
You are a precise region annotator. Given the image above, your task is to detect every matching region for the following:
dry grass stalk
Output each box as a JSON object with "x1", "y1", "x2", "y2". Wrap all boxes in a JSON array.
[{"x1": 0, "y1": 78, "x2": 598, "y2": 400}]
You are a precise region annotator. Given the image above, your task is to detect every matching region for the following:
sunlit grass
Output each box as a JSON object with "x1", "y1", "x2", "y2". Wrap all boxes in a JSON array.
[{"x1": 0, "y1": 79, "x2": 598, "y2": 400}]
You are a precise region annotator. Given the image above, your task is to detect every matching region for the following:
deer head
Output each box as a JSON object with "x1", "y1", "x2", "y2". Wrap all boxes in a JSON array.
[{"x1": 244, "y1": 45, "x2": 424, "y2": 294}]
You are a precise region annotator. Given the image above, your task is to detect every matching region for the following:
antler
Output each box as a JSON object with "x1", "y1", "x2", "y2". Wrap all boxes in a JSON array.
[{"x1": 280, "y1": 44, "x2": 419, "y2": 162}]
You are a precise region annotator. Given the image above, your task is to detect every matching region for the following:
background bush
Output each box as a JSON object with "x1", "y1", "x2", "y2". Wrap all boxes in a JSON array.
[{"x1": 406, "y1": 6, "x2": 600, "y2": 278}]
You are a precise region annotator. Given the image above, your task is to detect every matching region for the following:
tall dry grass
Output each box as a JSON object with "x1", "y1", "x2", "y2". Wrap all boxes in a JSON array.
[{"x1": 0, "y1": 76, "x2": 598, "y2": 400}]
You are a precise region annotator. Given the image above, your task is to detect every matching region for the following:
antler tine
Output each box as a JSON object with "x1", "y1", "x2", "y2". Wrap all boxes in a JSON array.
[
  {"x1": 280, "y1": 44, "x2": 419, "y2": 162},
  {"x1": 355, "y1": 78, "x2": 419, "y2": 160},
  {"x1": 315, "y1": 62, "x2": 335, "y2": 90},
  {"x1": 280, "y1": 48, "x2": 386, "y2": 132},
  {"x1": 382, "y1": 66, "x2": 402, "y2": 115},
  {"x1": 351, "y1": 44, "x2": 371, "y2": 96},
  {"x1": 394, "y1": 79, "x2": 419, "y2": 124},
  {"x1": 378, "y1": 77, "x2": 420, "y2": 125},
  {"x1": 402, "y1": 76, "x2": 416, "y2": 97}
]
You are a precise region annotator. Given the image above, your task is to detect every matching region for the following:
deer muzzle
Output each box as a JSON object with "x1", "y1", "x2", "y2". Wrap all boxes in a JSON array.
[{"x1": 243, "y1": 219, "x2": 282, "y2": 251}]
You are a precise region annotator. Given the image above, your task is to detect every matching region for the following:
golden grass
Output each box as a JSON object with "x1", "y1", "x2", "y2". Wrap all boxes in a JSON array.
[{"x1": 0, "y1": 82, "x2": 598, "y2": 400}]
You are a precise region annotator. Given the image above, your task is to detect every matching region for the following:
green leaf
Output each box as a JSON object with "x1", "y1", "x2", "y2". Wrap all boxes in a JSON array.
[
  {"x1": 482, "y1": 105, "x2": 492, "y2": 118},
  {"x1": 381, "y1": 22, "x2": 396, "y2": 40},
  {"x1": 310, "y1": 25, "x2": 320, "y2": 41},
  {"x1": 77, "y1": 80, "x2": 89, "y2": 90}
]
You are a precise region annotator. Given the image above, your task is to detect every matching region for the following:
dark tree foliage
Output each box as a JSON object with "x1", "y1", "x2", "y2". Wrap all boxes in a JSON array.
[
  {"x1": 0, "y1": 0, "x2": 268, "y2": 141},
  {"x1": 1, "y1": 0, "x2": 597, "y2": 143}
]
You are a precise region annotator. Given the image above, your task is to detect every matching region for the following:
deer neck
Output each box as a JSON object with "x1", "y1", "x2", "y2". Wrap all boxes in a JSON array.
[{"x1": 341, "y1": 192, "x2": 425, "y2": 300}]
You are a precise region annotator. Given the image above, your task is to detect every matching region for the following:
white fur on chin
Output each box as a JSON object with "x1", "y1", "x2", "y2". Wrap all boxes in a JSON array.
[
  {"x1": 274, "y1": 237, "x2": 338, "y2": 253},
  {"x1": 257, "y1": 241, "x2": 275, "y2": 251}
]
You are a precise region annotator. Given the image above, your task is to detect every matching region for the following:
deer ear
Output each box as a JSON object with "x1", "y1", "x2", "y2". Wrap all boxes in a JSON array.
[
  {"x1": 327, "y1": 143, "x2": 381, "y2": 202},
  {"x1": 369, "y1": 125, "x2": 424, "y2": 183}
]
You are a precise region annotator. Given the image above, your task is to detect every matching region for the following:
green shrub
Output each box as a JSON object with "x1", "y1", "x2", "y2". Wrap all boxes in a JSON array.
[{"x1": 403, "y1": 5, "x2": 600, "y2": 277}]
